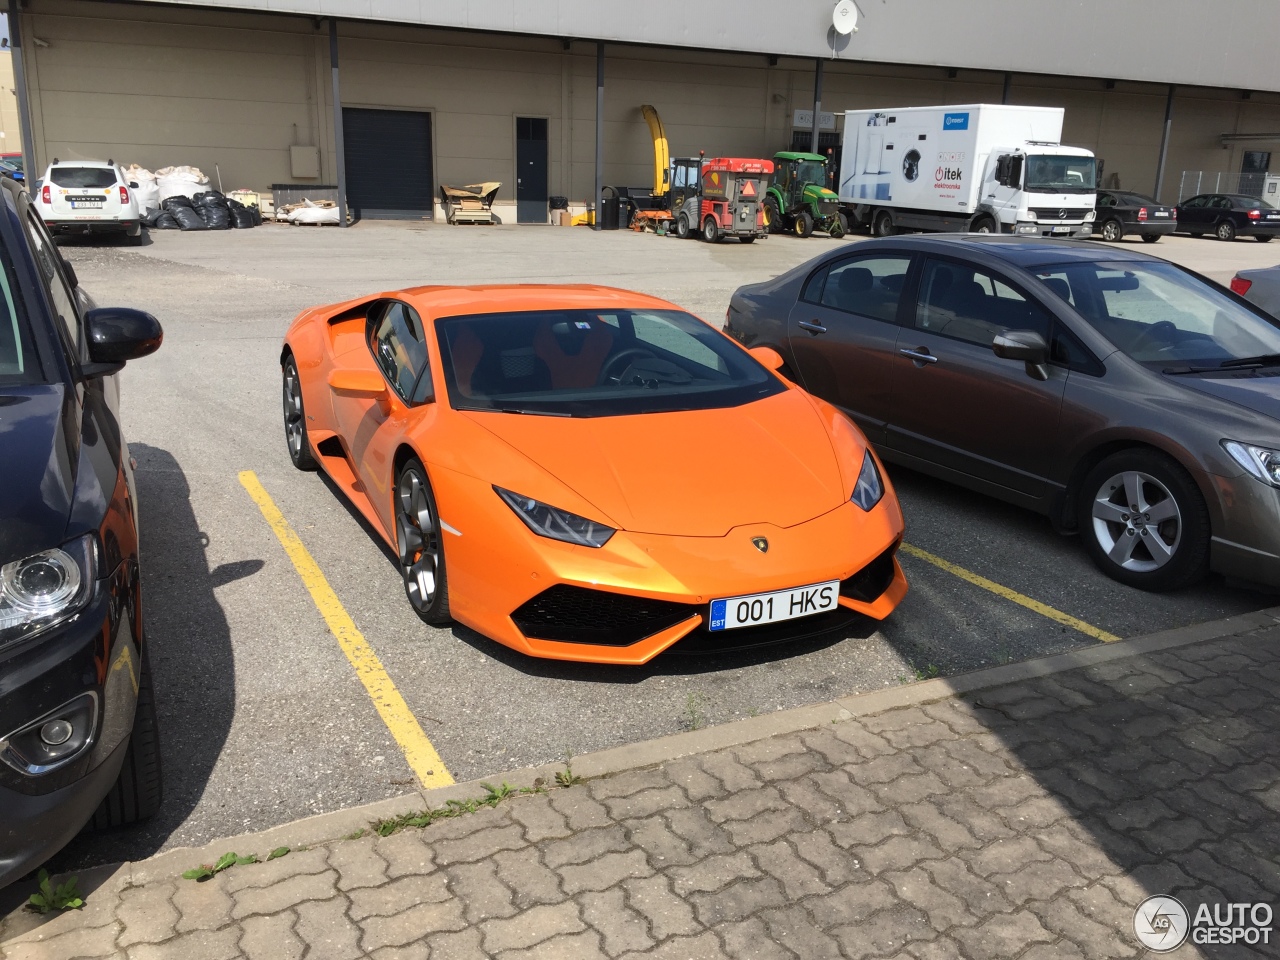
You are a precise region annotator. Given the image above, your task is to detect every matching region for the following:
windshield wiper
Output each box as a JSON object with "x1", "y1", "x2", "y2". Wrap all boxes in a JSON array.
[
  {"x1": 1220, "y1": 353, "x2": 1280, "y2": 369},
  {"x1": 497, "y1": 406, "x2": 573, "y2": 417}
]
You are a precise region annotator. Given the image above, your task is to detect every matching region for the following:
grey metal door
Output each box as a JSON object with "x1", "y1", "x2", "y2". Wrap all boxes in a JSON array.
[
  {"x1": 343, "y1": 108, "x2": 433, "y2": 220},
  {"x1": 516, "y1": 117, "x2": 548, "y2": 224}
]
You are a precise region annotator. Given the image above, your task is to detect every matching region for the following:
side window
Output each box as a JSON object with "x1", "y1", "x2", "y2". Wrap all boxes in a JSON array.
[
  {"x1": 1212, "y1": 196, "x2": 1232, "y2": 210},
  {"x1": 1183, "y1": 196, "x2": 1205, "y2": 209},
  {"x1": 370, "y1": 300, "x2": 430, "y2": 403},
  {"x1": 632, "y1": 312, "x2": 724, "y2": 374},
  {"x1": 25, "y1": 212, "x2": 81, "y2": 359},
  {"x1": 915, "y1": 259, "x2": 1052, "y2": 347},
  {"x1": 1097, "y1": 194, "x2": 1113, "y2": 208},
  {"x1": 813, "y1": 256, "x2": 911, "y2": 323}
]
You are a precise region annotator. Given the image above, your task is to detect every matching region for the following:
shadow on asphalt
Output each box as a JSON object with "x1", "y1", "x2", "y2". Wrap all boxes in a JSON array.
[{"x1": 42, "y1": 445, "x2": 237, "y2": 873}]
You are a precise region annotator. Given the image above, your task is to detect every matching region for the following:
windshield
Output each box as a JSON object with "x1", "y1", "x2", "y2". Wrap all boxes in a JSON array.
[
  {"x1": 796, "y1": 161, "x2": 826, "y2": 185},
  {"x1": 1034, "y1": 261, "x2": 1280, "y2": 368},
  {"x1": 1024, "y1": 155, "x2": 1097, "y2": 193},
  {"x1": 436, "y1": 309, "x2": 783, "y2": 418},
  {"x1": 49, "y1": 166, "x2": 118, "y2": 189},
  {"x1": 0, "y1": 242, "x2": 37, "y2": 385}
]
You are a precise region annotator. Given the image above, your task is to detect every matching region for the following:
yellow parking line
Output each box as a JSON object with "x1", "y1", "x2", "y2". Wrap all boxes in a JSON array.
[
  {"x1": 900, "y1": 541, "x2": 1120, "y2": 643},
  {"x1": 239, "y1": 470, "x2": 454, "y2": 787}
]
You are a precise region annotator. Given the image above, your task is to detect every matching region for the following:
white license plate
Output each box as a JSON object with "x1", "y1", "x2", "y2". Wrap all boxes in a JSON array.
[
  {"x1": 1052, "y1": 225, "x2": 1071, "y2": 234},
  {"x1": 70, "y1": 201, "x2": 103, "y2": 209},
  {"x1": 1153, "y1": 211, "x2": 1169, "y2": 217},
  {"x1": 708, "y1": 580, "x2": 840, "y2": 632}
]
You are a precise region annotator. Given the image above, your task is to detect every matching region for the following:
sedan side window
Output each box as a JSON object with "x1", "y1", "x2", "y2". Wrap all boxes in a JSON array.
[
  {"x1": 804, "y1": 256, "x2": 911, "y2": 324},
  {"x1": 370, "y1": 300, "x2": 430, "y2": 403},
  {"x1": 1182, "y1": 196, "x2": 1206, "y2": 209},
  {"x1": 25, "y1": 211, "x2": 81, "y2": 360},
  {"x1": 915, "y1": 259, "x2": 1052, "y2": 347}
]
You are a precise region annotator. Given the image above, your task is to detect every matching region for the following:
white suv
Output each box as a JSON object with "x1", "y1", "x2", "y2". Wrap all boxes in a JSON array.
[{"x1": 35, "y1": 159, "x2": 142, "y2": 244}]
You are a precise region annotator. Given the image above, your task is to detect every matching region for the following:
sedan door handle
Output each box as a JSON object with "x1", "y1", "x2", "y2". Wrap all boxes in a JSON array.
[
  {"x1": 798, "y1": 320, "x2": 828, "y2": 335},
  {"x1": 899, "y1": 347, "x2": 939, "y2": 365}
]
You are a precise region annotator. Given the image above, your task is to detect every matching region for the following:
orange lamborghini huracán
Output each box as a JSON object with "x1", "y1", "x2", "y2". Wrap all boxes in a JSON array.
[{"x1": 280, "y1": 285, "x2": 906, "y2": 664}]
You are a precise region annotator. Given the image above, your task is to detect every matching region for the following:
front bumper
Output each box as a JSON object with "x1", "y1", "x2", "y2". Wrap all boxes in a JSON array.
[
  {"x1": 0, "y1": 585, "x2": 139, "y2": 888},
  {"x1": 1015, "y1": 222, "x2": 1092, "y2": 238},
  {"x1": 440, "y1": 475, "x2": 907, "y2": 664}
]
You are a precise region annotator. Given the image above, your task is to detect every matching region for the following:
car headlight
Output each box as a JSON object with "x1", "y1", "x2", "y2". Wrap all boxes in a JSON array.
[
  {"x1": 1222, "y1": 440, "x2": 1280, "y2": 487},
  {"x1": 851, "y1": 450, "x2": 885, "y2": 511},
  {"x1": 494, "y1": 487, "x2": 615, "y2": 548},
  {"x1": 0, "y1": 534, "x2": 97, "y2": 648},
  {"x1": 1085, "y1": 210, "x2": 1096, "y2": 222}
]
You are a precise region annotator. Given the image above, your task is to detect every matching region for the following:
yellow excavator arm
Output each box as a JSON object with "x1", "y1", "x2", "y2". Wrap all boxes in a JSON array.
[{"x1": 641, "y1": 104, "x2": 670, "y2": 197}]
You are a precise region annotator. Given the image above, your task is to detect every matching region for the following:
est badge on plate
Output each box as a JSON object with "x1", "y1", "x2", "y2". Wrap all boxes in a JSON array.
[{"x1": 709, "y1": 580, "x2": 840, "y2": 632}]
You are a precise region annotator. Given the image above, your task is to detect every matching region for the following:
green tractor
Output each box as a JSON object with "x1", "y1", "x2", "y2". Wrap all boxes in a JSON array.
[{"x1": 764, "y1": 151, "x2": 847, "y2": 238}]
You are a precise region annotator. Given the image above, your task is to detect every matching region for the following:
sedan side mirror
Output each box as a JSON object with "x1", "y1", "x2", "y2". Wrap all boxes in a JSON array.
[
  {"x1": 83, "y1": 307, "x2": 163, "y2": 378},
  {"x1": 992, "y1": 329, "x2": 1050, "y2": 381}
]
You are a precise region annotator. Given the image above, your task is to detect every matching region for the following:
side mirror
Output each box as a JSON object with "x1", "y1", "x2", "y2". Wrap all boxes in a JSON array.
[
  {"x1": 83, "y1": 307, "x2": 163, "y2": 378},
  {"x1": 749, "y1": 345, "x2": 786, "y2": 372},
  {"x1": 1007, "y1": 156, "x2": 1023, "y2": 189},
  {"x1": 328, "y1": 368, "x2": 388, "y2": 399},
  {"x1": 128, "y1": 181, "x2": 140, "y2": 189},
  {"x1": 992, "y1": 329, "x2": 1050, "y2": 381}
]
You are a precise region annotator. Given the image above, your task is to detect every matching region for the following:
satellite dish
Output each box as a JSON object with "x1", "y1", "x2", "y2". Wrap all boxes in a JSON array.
[{"x1": 833, "y1": 0, "x2": 859, "y2": 35}]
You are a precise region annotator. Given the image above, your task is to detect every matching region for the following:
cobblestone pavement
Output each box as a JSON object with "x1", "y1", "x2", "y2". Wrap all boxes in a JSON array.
[{"x1": 3, "y1": 619, "x2": 1278, "y2": 959}]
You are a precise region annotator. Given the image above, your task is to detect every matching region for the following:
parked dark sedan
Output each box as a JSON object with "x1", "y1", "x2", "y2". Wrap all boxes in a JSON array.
[
  {"x1": 1175, "y1": 193, "x2": 1280, "y2": 241},
  {"x1": 1093, "y1": 190, "x2": 1175, "y2": 243},
  {"x1": 726, "y1": 234, "x2": 1280, "y2": 592},
  {"x1": 0, "y1": 177, "x2": 163, "y2": 888}
]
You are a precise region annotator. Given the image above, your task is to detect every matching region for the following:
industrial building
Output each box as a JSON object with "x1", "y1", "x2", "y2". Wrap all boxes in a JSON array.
[{"x1": 9, "y1": 0, "x2": 1280, "y2": 222}]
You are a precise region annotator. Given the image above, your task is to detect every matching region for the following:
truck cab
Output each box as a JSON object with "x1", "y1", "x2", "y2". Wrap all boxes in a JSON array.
[{"x1": 977, "y1": 145, "x2": 1097, "y2": 238}]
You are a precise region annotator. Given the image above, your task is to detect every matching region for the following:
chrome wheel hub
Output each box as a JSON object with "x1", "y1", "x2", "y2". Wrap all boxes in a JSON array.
[
  {"x1": 1091, "y1": 470, "x2": 1181, "y2": 572},
  {"x1": 397, "y1": 470, "x2": 439, "y2": 610}
]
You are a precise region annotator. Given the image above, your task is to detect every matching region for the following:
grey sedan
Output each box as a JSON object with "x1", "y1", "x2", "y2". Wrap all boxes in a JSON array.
[
  {"x1": 726, "y1": 235, "x2": 1280, "y2": 592},
  {"x1": 1232, "y1": 265, "x2": 1280, "y2": 317}
]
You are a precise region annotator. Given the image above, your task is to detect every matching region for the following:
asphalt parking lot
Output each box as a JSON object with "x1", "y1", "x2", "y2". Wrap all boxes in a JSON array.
[{"x1": 47, "y1": 222, "x2": 1280, "y2": 872}]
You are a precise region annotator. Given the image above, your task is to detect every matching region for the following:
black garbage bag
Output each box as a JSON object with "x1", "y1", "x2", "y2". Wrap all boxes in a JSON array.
[
  {"x1": 169, "y1": 204, "x2": 208, "y2": 231},
  {"x1": 193, "y1": 190, "x2": 227, "y2": 208},
  {"x1": 227, "y1": 201, "x2": 256, "y2": 229},
  {"x1": 198, "y1": 203, "x2": 232, "y2": 229},
  {"x1": 152, "y1": 212, "x2": 180, "y2": 230},
  {"x1": 250, "y1": 206, "x2": 262, "y2": 226},
  {"x1": 162, "y1": 194, "x2": 193, "y2": 212}
]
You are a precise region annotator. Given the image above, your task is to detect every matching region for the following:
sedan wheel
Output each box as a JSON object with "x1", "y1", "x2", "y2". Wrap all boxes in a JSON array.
[
  {"x1": 282, "y1": 355, "x2": 318, "y2": 470},
  {"x1": 1101, "y1": 219, "x2": 1123, "y2": 242},
  {"x1": 396, "y1": 459, "x2": 451, "y2": 624},
  {"x1": 1078, "y1": 450, "x2": 1209, "y2": 591},
  {"x1": 1216, "y1": 220, "x2": 1236, "y2": 241}
]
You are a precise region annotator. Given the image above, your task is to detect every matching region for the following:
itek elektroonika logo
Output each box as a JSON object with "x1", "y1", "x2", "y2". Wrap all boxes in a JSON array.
[{"x1": 1134, "y1": 895, "x2": 1190, "y2": 952}]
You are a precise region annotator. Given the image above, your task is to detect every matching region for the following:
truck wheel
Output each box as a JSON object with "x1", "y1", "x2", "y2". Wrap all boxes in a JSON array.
[
  {"x1": 873, "y1": 210, "x2": 895, "y2": 237},
  {"x1": 676, "y1": 214, "x2": 691, "y2": 239},
  {"x1": 1101, "y1": 219, "x2": 1124, "y2": 242},
  {"x1": 764, "y1": 198, "x2": 782, "y2": 234},
  {"x1": 1216, "y1": 220, "x2": 1236, "y2": 241},
  {"x1": 971, "y1": 216, "x2": 996, "y2": 234},
  {"x1": 702, "y1": 216, "x2": 721, "y2": 243}
]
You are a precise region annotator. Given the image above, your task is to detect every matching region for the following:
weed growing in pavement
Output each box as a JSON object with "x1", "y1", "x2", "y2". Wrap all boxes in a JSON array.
[
  {"x1": 182, "y1": 852, "x2": 260, "y2": 881},
  {"x1": 26, "y1": 870, "x2": 83, "y2": 913},
  {"x1": 346, "y1": 828, "x2": 366, "y2": 840},
  {"x1": 915, "y1": 662, "x2": 941, "y2": 681},
  {"x1": 683, "y1": 692, "x2": 708, "y2": 731},
  {"x1": 556, "y1": 748, "x2": 583, "y2": 787},
  {"x1": 371, "y1": 780, "x2": 544, "y2": 837}
]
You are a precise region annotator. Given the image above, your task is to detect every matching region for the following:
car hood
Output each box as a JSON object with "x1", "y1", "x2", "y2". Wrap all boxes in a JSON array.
[
  {"x1": 1170, "y1": 371, "x2": 1280, "y2": 424},
  {"x1": 463, "y1": 389, "x2": 849, "y2": 537},
  {"x1": 0, "y1": 385, "x2": 77, "y2": 563}
]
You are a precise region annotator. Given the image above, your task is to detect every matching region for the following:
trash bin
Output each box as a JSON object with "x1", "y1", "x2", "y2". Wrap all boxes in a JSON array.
[
  {"x1": 600, "y1": 196, "x2": 621, "y2": 230},
  {"x1": 548, "y1": 196, "x2": 569, "y2": 210}
]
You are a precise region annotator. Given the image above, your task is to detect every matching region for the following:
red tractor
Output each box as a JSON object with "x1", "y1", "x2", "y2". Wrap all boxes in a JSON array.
[{"x1": 671, "y1": 156, "x2": 773, "y2": 243}]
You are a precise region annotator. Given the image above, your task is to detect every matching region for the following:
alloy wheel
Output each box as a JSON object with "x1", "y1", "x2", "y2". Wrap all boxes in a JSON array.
[
  {"x1": 397, "y1": 468, "x2": 440, "y2": 612},
  {"x1": 1090, "y1": 470, "x2": 1182, "y2": 573},
  {"x1": 283, "y1": 362, "x2": 304, "y2": 459}
]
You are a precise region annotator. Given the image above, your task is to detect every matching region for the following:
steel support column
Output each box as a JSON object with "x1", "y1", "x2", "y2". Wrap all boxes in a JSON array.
[
  {"x1": 8, "y1": 0, "x2": 38, "y2": 180},
  {"x1": 1001, "y1": 72, "x2": 1012, "y2": 104},
  {"x1": 1153, "y1": 85, "x2": 1175, "y2": 203},
  {"x1": 594, "y1": 42, "x2": 604, "y2": 231},
  {"x1": 810, "y1": 58, "x2": 824, "y2": 154},
  {"x1": 329, "y1": 19, "x2": 349, "y2": 227}
]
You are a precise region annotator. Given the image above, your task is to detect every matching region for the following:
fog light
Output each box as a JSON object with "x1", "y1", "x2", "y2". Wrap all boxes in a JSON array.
[
  {"x1": 1080, "y1": 225, "x2": 1092, "y2": 236},
  {"x1": 40, "y1": 719, "x2": 74, "y2": 746},
  {"x1": 1015, "y1": 222, "x2": 1038, "y2": 235}
]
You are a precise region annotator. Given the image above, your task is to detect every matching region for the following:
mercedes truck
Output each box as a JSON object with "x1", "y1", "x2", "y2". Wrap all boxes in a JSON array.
[{"x1": 839, "y1": 104, "x2": 1097, "y2": 238}]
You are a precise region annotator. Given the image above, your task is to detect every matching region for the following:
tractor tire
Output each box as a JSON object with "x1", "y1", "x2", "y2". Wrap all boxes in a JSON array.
[
  {"x1": 764, "y1": 198, "x2": 782, "y2": 235},
  {"x1": 829, "y1": 212, "x2": 849, "y2": 239},
  {"x1": 794, "y1": 211, "x2": 814, "y2": 238},
  {"x1": 676, "y1": 214, "x2": 691, "y2": 239},
  {"x1": 702, "y1": 216, "x2": 721, "y2": 243}
]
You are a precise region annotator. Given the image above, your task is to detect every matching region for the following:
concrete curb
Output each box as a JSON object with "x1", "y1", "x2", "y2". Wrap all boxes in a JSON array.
[{"x1": 116, "y1": 604, "x2": 1280, "y2": 887}]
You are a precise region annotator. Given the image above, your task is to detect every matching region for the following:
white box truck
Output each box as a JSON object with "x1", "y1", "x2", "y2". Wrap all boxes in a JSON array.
[{"x1": 839, "y1": 104, "x2": 1097, "y2": 238}]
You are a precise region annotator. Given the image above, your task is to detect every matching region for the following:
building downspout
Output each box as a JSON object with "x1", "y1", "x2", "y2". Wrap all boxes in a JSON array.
[
  {"x1": 594, "y1": 42, "x2": 603, "y2": 231},
  {"x1": 8, "y1": 0, "x2": 38, "y2": 180},
  {"x1": 1153, "y1": 85, "x2": 1175, "y2": 203},
  {"x1": 809, "y1": 58, "x2": 824, "y2": 154},
  {"x1": 329, "y1": 18, "x2": 348, "y2": 227}
]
